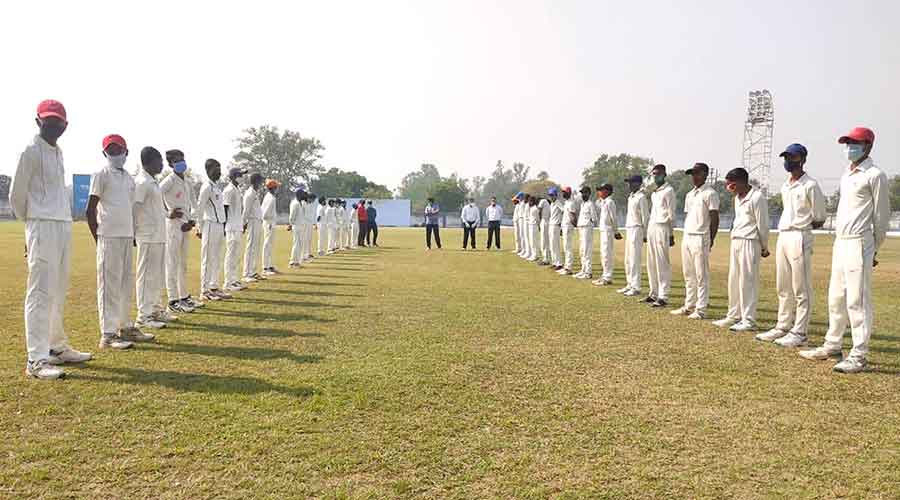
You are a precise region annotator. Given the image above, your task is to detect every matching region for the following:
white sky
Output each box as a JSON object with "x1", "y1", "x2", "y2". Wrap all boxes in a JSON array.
[{"x1": 2, "y1": 0, "x2": 898, "y2": 194}]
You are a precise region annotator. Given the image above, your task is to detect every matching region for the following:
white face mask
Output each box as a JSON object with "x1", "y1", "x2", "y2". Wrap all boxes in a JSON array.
[
  {"x1": 845, "y1": 144, "x2": 866, "y2": 163},
  {"x1": 106, "y1": 153, "x2": 127, "y2": 170}
]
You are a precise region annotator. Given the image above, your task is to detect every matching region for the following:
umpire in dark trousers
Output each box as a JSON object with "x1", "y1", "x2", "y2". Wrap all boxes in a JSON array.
[
  {"x1": 365, "y1": 200, "x2": 378, "y2": 246},
  {"x1": 485, "y1": 196, "x2": 503, "y2": 249},
  {"x1": 460, "y1": 198, "x2": 480, "y2": 250}
]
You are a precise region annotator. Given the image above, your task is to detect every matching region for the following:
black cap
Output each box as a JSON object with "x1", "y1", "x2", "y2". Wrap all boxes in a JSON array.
[
  {"x1": 685, "y1": 162, "x2": 709, "y2": 175},
  {"x1": 623, "y1": 175, "x2": 643, "y2": 183}
]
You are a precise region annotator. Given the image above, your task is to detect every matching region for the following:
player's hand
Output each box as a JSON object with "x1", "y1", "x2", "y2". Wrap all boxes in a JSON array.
[
  {"x1": 874, "y1": 253, "x2": 879, "y2": 268},
  {"x1": 196, "y1": 231, "x2": 202, "y2": 239},
  {"x1": 287, "y1": 226, "x2": 292, "y2": 231},
  {"x1": 614, "y1": 233, "x2": 622, "y2": 240},
  {"x1": 761, "y1": 249, "x2": 770, "y2": 258},
  {"x1": 669, "y1": 235, "x2": 675, "y2": 247},
  {"x1": 243, "y1": 223, "x2": 248, "y2": 234},
  {"x1": 181, "y1": 223, "x2": 192, "y2": 232},
  {"x1": 168, "y1": 208, "x2": 184, "y2": 219},
  {"x1": 709, "y1": 239, "x2": 715, "y2": 249},
  {"x1": 643, "y1": 237, "x2": 647, "y2": 243}
]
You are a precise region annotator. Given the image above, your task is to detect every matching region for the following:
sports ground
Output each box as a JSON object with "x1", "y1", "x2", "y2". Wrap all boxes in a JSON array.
[{"x1": 1, "y1": 223, "x2": 899, "y2": 498}]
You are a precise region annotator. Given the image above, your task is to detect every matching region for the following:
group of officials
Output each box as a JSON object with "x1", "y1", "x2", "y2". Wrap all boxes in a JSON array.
[
  {"x1": 463, "y1": 128, "x2": 890, "y2": 374},
  {"x1": 11, "y1": 100, "x2": 374, "y2": 380}
]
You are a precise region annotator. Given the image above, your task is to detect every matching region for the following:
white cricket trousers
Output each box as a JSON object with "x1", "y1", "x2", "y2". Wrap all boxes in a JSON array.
[
  {"x1": 540, "y1": 220, "x2": 550, "y2": 263},
  {"x1": 328, "y1": 224, "x2": 338, "y2": 251},
  {"x1": 301, "y1": 224, "x2": 312, "y2": 258},
  {"x1": 513, "y1": 219, "x2": 522, "y2": 253},
  {"x1": 646, "y1": 223, "x2": 671, "y2": 300},
  {"x1": 317, "y1": 225, "x2": 326, "y2": 255},
  {"x1": 224, "y1": 230, "x2": 242, "y2": 285},
  {"x1": 351, "y1": 221, "x2": 360, "y2": 249},
  {"x1": 24, "y1": 220, "x2": 72, "y2": 362},
  {"x1": 243, "y1": 219, "x2": 262, "y2": 278},
  {"x1": 562, "y1": 225, "x2": 576, "y2": 270},
  {"x1": 625, "y1": 226, "x2": 644, "y2": 292},
  {"x1": 681, "y1": 233, "x2": 711, "y2": 312},
  {"x1": 136, "y1": 241, "x2": 165, "y2": 322},
  {"x1": 725, "y1": 238, "x2": 760, "y2": 324},
  {"x1": 97, "y1": 236, "x2": 134, "y2": 335},
  {"x1": 527, "y1": 223, "x2": 539, "y2": 259},
  {"x1": 822, "y1": 233, "x2": 875, "y2": 360},
  {"x1": 200, "y1": 222, "x2": 225, "y2": 292},
  {"x1": 521, "y1": 220, "x2": 531, "y2": 256},
  {"x1": 165, "y1": 219, "x2": 190, "y2": 302},
  {"x1": 262, "y1": 220, "x2": 276, "y2": 269},
  {"x1": 598, "y1": 230, "x2": 614, "y2": 281},
  {"x1": 549, "y1": 224, "x2": 562, "y2": 267},
  {"x1": 774, "y1": 230, "x2": 814, "y2": 335},
  {"x1": 578, "y1": 226, "x2": 593, "y2": 275},
  {"x1": 290, "y1": 224, "x2": 303, "y2": 264}
]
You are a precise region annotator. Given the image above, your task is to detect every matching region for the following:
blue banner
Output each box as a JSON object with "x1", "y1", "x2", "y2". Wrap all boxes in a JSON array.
[{"x1": 72, "y1": 174, "x2": 91, "y2": 218}]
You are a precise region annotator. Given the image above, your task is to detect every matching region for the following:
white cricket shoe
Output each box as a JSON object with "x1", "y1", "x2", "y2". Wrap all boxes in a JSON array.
[
  {"x1": 26, "y1": 359, "x2": 65, "y2": 380},
  {"x1": 670, "y1": 306, "x2": 693, "y2": 316},
  {"x1": 729, "y1": 320, "x2": 757, "y2": 333},
  {"x1": 135, "y1": 318, "x2": 166, "y2": 330},
  {"x1": 623, "y1": 289, "x2": 640, "y2": 297},
  {"x1": 48, "y1": 348, "x2": 92, "y2": 365},
  {"x1": 712, "y1": 317, "x2": 738, "y2": 328},
  {"x1": 798, "y1": 347, "x2": 842, "y2": 361},
  {"x1": 755, "y1": 328, "x2": 788, "y2": 342},
  {"x1": 833, "y1": 357, "x2": 867, "y2": 374},
  {"x1": 687, "y1": 310, "x2": 706, "y2": 320},
  {"x1": 616, "y1": 286, "x2": 631, "y2": 294},
  {"x1": 119, "y1": 326, "x2": 156, "y2": 343},
  {"x1": 775, "y1": 332, "x2": 809, "y2": 348},
  {"x1": 99, "y1": 334, "x2": 134, "y2": 350}
]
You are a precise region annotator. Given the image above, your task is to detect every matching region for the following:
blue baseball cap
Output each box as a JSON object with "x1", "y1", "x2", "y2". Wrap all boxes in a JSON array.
[
  {"x1": 515, "y1": 192, "x2": 525, "y2": 200},
  {"x1": 623, "y1": 174, "x2": 643, "y2": 183},
  {"x1": 547, "y1": 187, "x2": 559, "y2": 196},
  {"x1": 779, "y1": 143, "x2": 808, "y2": 158}
]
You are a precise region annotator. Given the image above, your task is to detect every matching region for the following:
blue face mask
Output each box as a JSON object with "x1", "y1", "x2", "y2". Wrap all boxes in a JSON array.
[
  {"x1": 173, "y1": 160, "x2": 187, "y2": 174},
  {"x1": 845, "y1": 144, "x2": 866, "y2": 163},
  {"x1": 783, "y1": 159, "x2": 802, "y2": 172}
]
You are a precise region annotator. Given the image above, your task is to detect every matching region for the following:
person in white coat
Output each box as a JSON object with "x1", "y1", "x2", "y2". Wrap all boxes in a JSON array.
[
  {"x1": 304, "y1": 194, "x2": 317, "y2": 259},
  {"x1": 645, "y1": 165, "x2": 676, "y2": 308},
  {"x1": 12, "y1": 99, "x2": 91, "y2": 379},
  {"x1": 242, "y1": 173, "x2": 265, "y2": 282},
  {"x1": 222, "y1": 167, "x2": 249, "y2": 292},
  {"x1": 800, "y1": 127, "x2": 890, "y2": 373},
  {"x1": 197, "y1": 159, "x2": 230, "y2": 301},
  {"x1": 350, "y1": 201, "x2": 360, "y2": 249},
  {"x1": 575, "y1": 186, "x2": 598, "y2": 279},
  {"x1": 461, "y1": 198, "x2": 480, "y2": 250},
  {"x1": 755, "y1": 144, "x2": 826, "y2": 347},
  {"x1": 526, "y1": 196, "x2": 540, "y2": 261},
  {"x1": 326, "y1": 199, "x2": 339, "y2": 253},
  {"x1": 160, "y1": 150, "x2": 201, "y2": 314},
  {"x1": 261, "y1": 179, "x2": 280, "y2": 274},
  {"x1": 619, "y1": 175, "x2": 650, "y2": 297},
  {"x1": 538, "y1": 195, "x2": 551, "y2": 265},
  {"x1": 557, "y1": 187, "x2": 578, "y2": 276},
  {"x1": 591, "y1": 184, "x2": 621, "y2": 286},
  {"x1": 671, "y1": 163, "x2": 720, "y2": 320},
  {"x1": 547, "y1": 188, "x2": 564, "y2": 270},
  {"x1": 288, "y1": 189, "x2": 306, "y2": 267},
  {"x1": 711, "y1": 168, "x2": 770, "y2": 332},
  {"x1": 133, "y1": 147, "x2": 173, "y2": 331},
  {"x1": 87, "y1": 134, "x2": 151, "y2": 349}
]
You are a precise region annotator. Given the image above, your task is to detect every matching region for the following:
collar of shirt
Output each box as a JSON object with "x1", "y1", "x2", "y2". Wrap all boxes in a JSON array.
[{"x1": 847, "y1": 157, "x2": 873, "y2": 175}]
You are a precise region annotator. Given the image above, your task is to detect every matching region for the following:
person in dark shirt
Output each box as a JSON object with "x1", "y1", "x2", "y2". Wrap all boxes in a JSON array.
[{"x1": 366, "y1": 200, "x2": 378, "y2": 246}]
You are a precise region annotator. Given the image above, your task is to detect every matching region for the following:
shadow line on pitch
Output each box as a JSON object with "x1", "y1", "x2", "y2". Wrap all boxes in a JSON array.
[
  {"x1": 151, "y1": 342, "x2": 324, "y2": 364},
  {"x1": 174, "y1": 321, "x2": 327, "y2": 338}
]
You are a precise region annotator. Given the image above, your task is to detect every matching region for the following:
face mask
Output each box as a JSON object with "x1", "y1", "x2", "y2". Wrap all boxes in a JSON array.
[
  {"x1": 653, "y1": 175, "x2": 665, "y2": 186},
  {"x1": 845, "y1": 144, "x2": 866, "y2": 163},
  {"x1": 106, "y1": 153, "x2": 127, "y2": 170},
  {"x1": 39, "y1": 122, "x2": 66, "y2": 141},
  {"x1": 581, "y1": 193, "x2": 590, "y2": 201},
  {"x1": 783, "y1": 159, "x2": 802, "y2": 172},
  {"x1": 173, "y1": 161, "x2": 187, "y2": 174}
]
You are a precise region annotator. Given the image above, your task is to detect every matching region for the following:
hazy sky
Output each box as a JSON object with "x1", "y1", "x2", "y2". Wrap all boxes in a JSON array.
[{"x1": 2, "y1": 0, "x2": 898, "y2": 194}]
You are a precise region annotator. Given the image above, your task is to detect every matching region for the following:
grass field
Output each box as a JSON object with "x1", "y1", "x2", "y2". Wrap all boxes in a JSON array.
[{"x1": 1, "y1": 221, "x2": 899, "y2": 499}]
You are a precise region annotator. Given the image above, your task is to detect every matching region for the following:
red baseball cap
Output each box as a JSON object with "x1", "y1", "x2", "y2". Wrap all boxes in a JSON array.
[
  {"x1": 102, "y1": 134, "x2": 127, "y2": 151},
  {"x1": 838, "y1": 127, "x2": 875, "y2": 144},
  {"x1": 562, "y1": 186, "x2": 572, "y2": 194},
  {"x1": 36, "y1": 99, "x2": 67, "y2": 122}
]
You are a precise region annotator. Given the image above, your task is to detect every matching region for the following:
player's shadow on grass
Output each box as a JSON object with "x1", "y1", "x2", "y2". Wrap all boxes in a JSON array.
[
  {"x1": 278, "y1": 280, "x2": 359, "y2": 287},
  {"x1": 287, "y1": 273, "x2": 366, "y2": 280},
  {"x1": 312, "y1": 266, "x2": 374, "y2": 271},
  {"x1": 231, "y1": 297, "x2": 353, "y2": 308},
  {"x1": 261, "y1": 289, "x2": 363, "y2": 298},
  {"x1": 194, "y1": 309, "x2": 339, "y2": 322},
  {"x1": 77, "y1": 366, "x2": 318, "y2": 398},
  {"x1": 175, "y1": 320, "x2": 325, "y2": 338},
  {"x1": 153, "y1": 342, "x2": 323, "y2": 364}
]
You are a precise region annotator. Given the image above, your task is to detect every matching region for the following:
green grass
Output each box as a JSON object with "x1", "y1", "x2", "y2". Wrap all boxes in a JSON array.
[{"x1": 1, "y1": 222, "x2": 899, "y2": 499}]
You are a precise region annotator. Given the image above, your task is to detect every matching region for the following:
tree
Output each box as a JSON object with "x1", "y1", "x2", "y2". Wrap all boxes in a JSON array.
[
  {"x1": 398, "y1": 163, "x2": 442, "y2": 211},
  {"x1": 512, "y1": 162, "x2": 530, "y2": 185},
  {"x1": 233, "y1": 125, "x2": 325, "y2": 212},
  {"x1": 362, "y1": 185, "x2": 393, "y2": 200},
  {"x1": 428, "y1": 174, "x2": 468, "y2": 212},
  {"x1": 536, "y1": 170, "x2": 550, "y2": 182},
  {"x1": 520, "y1": 178, "x2": 560, "y2": 198},
  {"x1": 309, "y1": 168, "x2": 392, "y2": 199},
  {"x1": 582, "y1": 153, "x2": 655, "y2": 214},
  {"x1": 470, "y1": 175, "x2": 486, "y2": 200},
  {"x1": 482, "y1": 160, "x2": 519, "y2": 213},
  {"x1": 891, "y1": 174, "x2": 900, "y2": 211}
]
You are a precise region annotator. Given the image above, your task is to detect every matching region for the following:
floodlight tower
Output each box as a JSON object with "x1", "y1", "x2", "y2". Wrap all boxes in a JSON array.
[{"x1": 741, "y1": 89, "x2": 775, "y2": 195}]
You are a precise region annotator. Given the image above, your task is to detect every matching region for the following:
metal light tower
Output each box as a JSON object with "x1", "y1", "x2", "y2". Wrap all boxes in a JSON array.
[{"x1": 741, "y1": 89, "x2": 775, "y2": 195}]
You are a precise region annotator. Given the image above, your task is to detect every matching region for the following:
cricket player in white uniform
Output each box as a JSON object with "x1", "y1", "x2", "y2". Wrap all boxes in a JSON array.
[
  {"x1": 87, "y1": 134, "x2": 151, "y2": 349},
  {"x1": 133, "y1": 147, "x2": 171, "y2": 331},
  {"x1": 335, "y1": 200, "x2": 347, "y2": 250},
  {"x1": 197, "y1": 159, "x2": 230, "y2": 301},
  {"x1": 223, "y1": 167, "x2": 249, "y2": 292},
  {"x1": 242, "y1": 174, "x2": 265, "y2": 282},
  {"x1": 12, "y1": 99, "x2": 91, "y2": 379},
  {"x1": 756, "y1": 144, "x2": 826, "y2": 347},
  {"x1": 619, "y1": 175, "x2": 650, "y2": 297},
  {"x1": 575, "y1": 186, "x2": 598, "y2": 279},
  {"x1": 288, "y1": 189, "x2": 305, "y2": 266},
  {"x1": 547, "y1": 188, "x2": 564, "y2": 269},
  {"x1": 800, "y1": 127, "x2": 890, "y2": 373},
  {"x1": 557, "y1": 187, "x2": 578, "y2": 275},
  {"x1": 350, "y1": 202, "x2": 360, "y2": 249},
  {"x1": 526, "y1": 197, "x2": 540, "y2": 262},
  {"x1": 316, "y1": 197, "x2": 328, "y2": 256},
  {"x1": 712, "y1": 168, "x2": 770, "y2": 332},
  {"x1": 671, "y1": 163, "x2": 720, "y2": 320},
  {"x1": 645, "y1": 165, "x2": 676, "y2": 308},
  {"x1": 344, "y1": 201, "x2": 353, "y2": 249},
  {"x1": 304, "y1": 194, "x2": 317, "y2": 259},
  {"x1": 160, "y1": 150, "x2": 201, "y2": 314},
  {"x1": 538, "y1": 195, "x2": 551, "y2": 265},
  {"x1": 261, "y1": 179, "x2": 279, "y2": 274},
  {"x1": 592, "y1": 184, "x2": 621, "y2": 286}
]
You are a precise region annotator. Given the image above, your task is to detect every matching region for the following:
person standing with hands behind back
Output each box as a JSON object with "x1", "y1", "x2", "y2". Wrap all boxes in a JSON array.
[
  {"x1": 196, "y1": 159, "x2": 230, "y2": 301},
  {"x1": 12, "y1": 100, "x2": 92, "y2": 379},
  {"x1": 461, "y1": 198, "x2": 480, "y2": 250},
  {"x1": 261, "y1": 179, "x2": 279, "y2": 275},
  {"x1": 366, "y1": 200, "x2": 379, "y2": 246},
  {"x1": 424, "y1": 197, "x2": 442, "y2": 250},
  {"x1": 484, "y1": 196, "x2": 503, "y2": 250}
]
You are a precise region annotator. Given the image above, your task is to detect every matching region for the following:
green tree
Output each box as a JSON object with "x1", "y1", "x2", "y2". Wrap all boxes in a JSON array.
[
  {"x1": 428, "y1": 174, "x2": 468, "y2": 212},
  {"x1": 520, "y1": 178, "x2": 560, "y2": 198},
  {"x1": 309, "y1": 168, "x2": 391, "y2": 198},
  {"x1": 482, "y1": 161, "x2": 519, "y2": 213},
  {"x1": 362, "y1": 185, "x2": 394, "y2": 200},
  {"x1": 233, "y1": 125, "x2": 325, "y2": 212},
  {"x1": 398, "y1": 164, "x2": 442, "y2": 211},
  {"x1": 582, "y1": 153, "x2": 654, "y2": 214},
  {"x1": 890, "y1": 174, "x2": 900, "y2": 211},
  {"x1": 512, "y1": 162, "x2": 530, "y2": 185}
]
